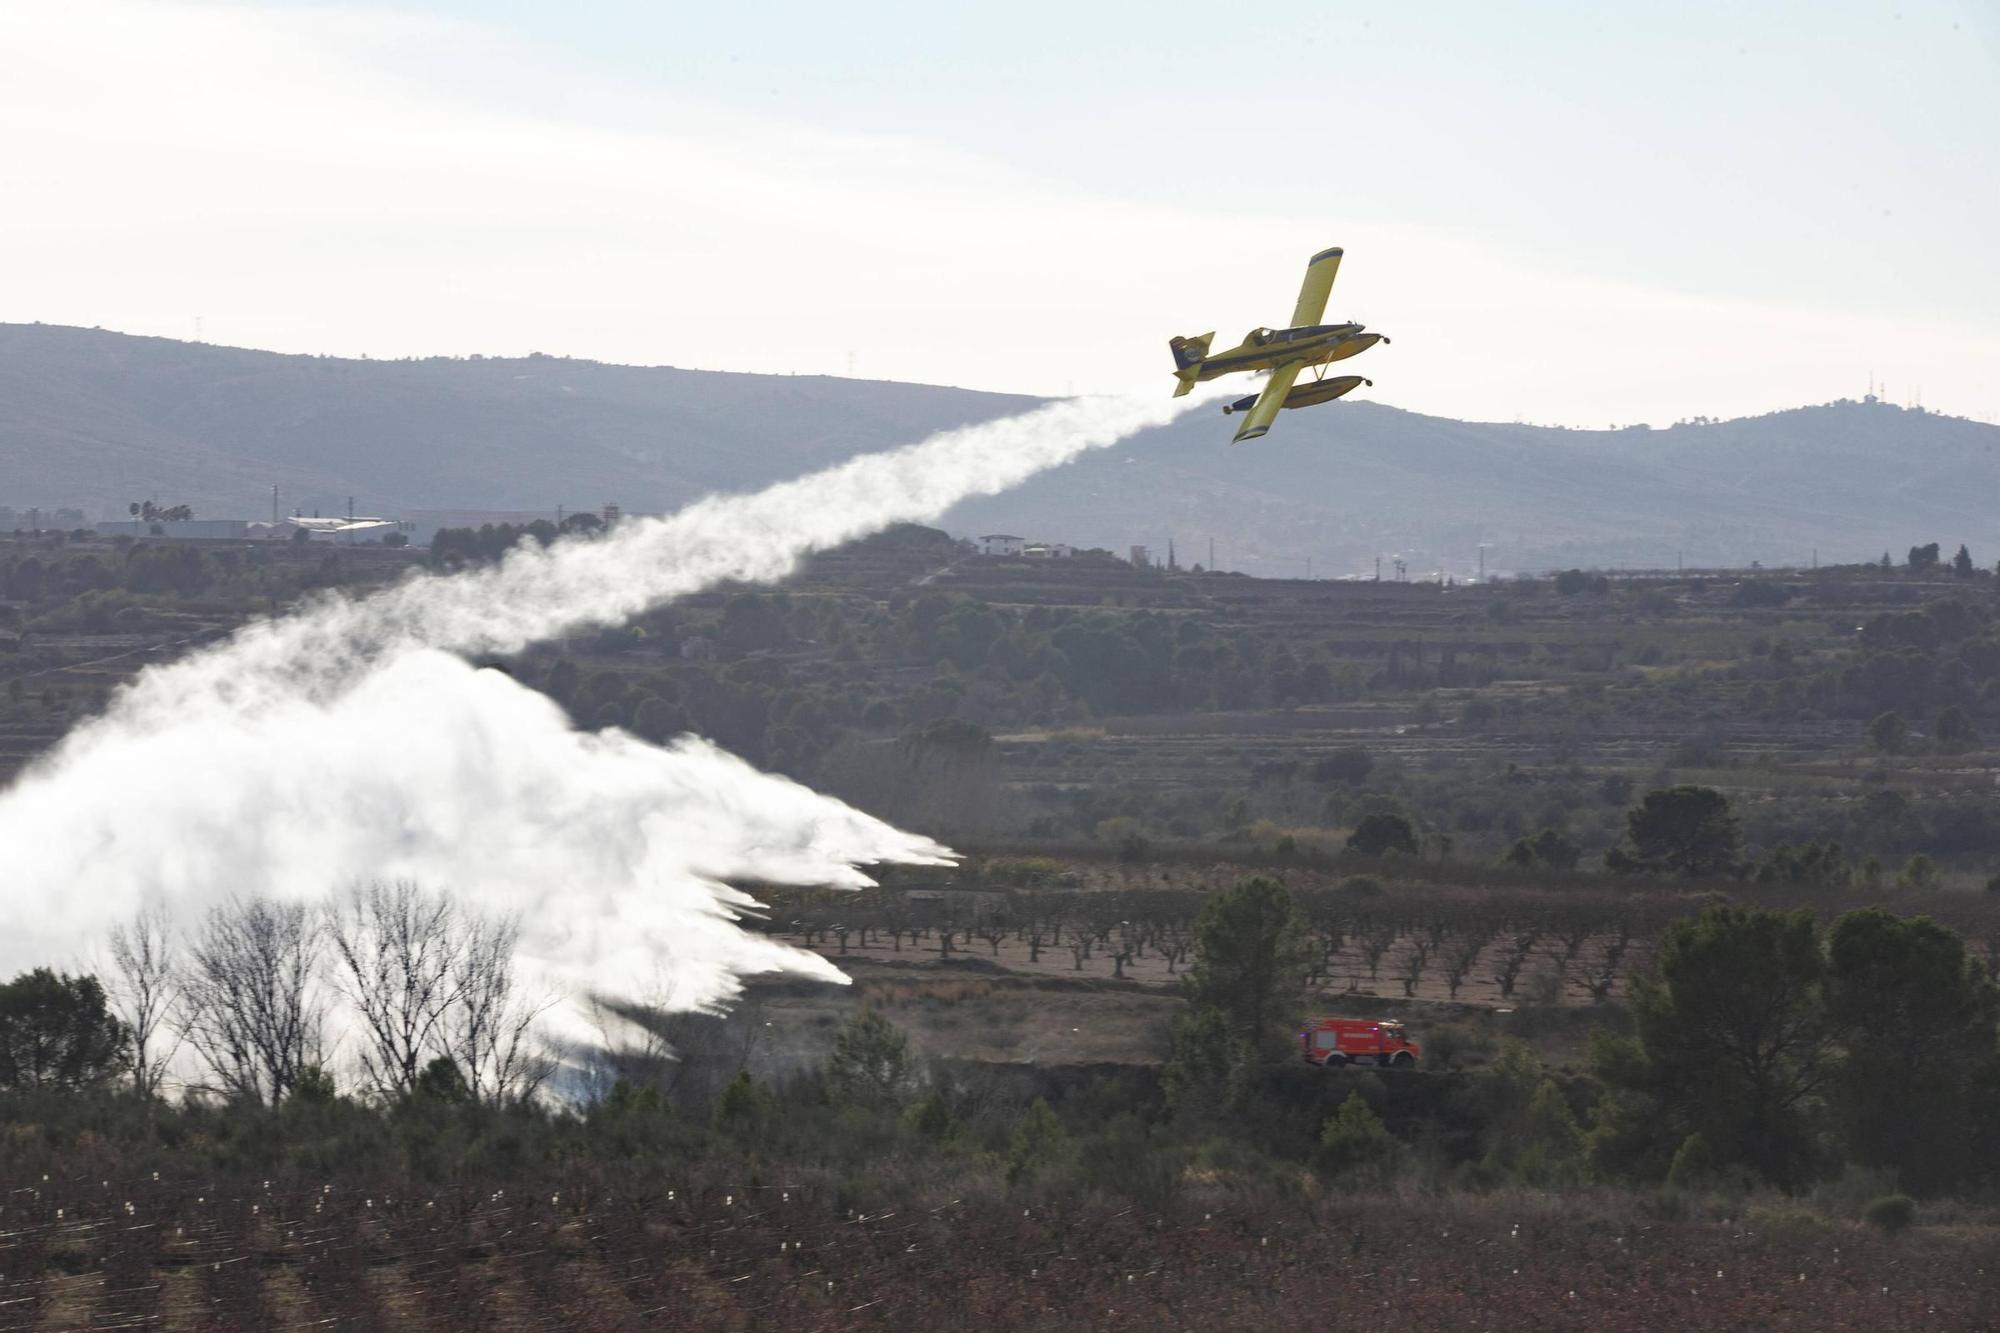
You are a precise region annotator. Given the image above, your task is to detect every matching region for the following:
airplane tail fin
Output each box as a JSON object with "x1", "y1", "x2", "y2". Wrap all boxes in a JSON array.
[{"x1": 1169, "y1": 332, "x2": 1213, "y2": 397}]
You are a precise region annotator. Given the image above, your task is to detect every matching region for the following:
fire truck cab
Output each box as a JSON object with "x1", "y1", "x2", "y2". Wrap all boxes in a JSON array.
[{"x1": 1301, "y1": 1017, "x2": 1420, "y2": 1068}]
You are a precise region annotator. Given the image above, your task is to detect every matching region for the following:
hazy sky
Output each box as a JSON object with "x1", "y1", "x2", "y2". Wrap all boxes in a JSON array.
[{"x1": 3, "y1": 0, "x2": 1995, "y2": 424}]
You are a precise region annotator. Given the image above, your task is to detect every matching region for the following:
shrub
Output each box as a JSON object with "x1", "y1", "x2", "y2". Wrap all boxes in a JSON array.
[
  {"x1": 1006, "y1": 1097, "x2": 1068, "y2": 1186},
  {"x1": 902, "y1": 1090, "x2": 953, "y2": 1142},
  {"x1": 1422, "y1": 1023, "x2": 1494, "y2": 1072},
  {"x1": 1347, "y1": 812, "x2": 1419, "y2": 857},
  {"x1": 1864, "y1": 1193, "x2": 1917, "y2": 1235},
  {"x1": 712, "y1": 1071, "x2": 768, "y2": 1138},
  {"x1": 825, "y1": 1008, "x2": 918, "y2": 1111},
  {"x1": 1665, "y1": 1131, "x2": 1714, "y2": 1191},
  {"x1": 1315, "y1": 1091, "x2": 1397, "y2": 1180},
  {"x1": 1742, "y1": 1201, "x2": 1837, "y2": 1240}
]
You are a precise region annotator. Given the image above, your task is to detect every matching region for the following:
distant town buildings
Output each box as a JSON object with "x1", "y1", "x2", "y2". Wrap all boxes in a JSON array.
[
  {"x1": 92, "y1": 516, "x2": 416, "y2": 544},
  {"x1": 95, "y1": 518, "x2": 250, "y2": 541},
  {"x1": 0, "y1": 507, "x2": 87, "y2": 532},
  {"x1": 1129, "y1": 545, "x2": 1150, "y2": 569},
  {"x1": 976, "y1": 535, "x2": 1076, "y2": 558}
]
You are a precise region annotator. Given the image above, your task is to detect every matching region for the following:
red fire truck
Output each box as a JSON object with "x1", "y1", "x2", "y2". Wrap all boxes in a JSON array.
[{"x1": 1300, "y1": 1017, "x2": 1421, "y2": 1068}]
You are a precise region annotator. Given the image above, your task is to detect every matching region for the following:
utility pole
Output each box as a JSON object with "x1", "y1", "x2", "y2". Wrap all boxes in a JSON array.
[
  {"x1": 1374, "y1": 555, "x2": 1381, "y2": 583},
  {"x1": 1477, "y1": 544, "x2": 1488, "y2": 581},
  {"x1": 1208, "y1": 536, "x2": 1215, "y2": 571},
  {"x1": 271, "y1": 484, "x2": 278, "y2": 524}
]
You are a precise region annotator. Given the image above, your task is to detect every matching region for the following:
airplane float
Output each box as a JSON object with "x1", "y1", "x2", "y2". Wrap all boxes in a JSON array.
[{"x1": 1169, "y1": 246, "x2": 1388, "y2": 443}]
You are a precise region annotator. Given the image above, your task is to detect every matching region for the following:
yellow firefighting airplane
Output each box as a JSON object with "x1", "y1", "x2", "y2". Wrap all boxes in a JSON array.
[{"x1": 1169, "y1": 246, "x2": 1388, "y2": 443}]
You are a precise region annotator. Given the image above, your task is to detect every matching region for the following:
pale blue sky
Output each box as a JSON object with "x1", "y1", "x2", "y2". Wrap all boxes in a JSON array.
[
  {"x1": 326, "y1": 0, "x2": 2000, "y2": 324},
  {"x1": 5, "y1": 1, "x2": 1996, "y2": 422}
]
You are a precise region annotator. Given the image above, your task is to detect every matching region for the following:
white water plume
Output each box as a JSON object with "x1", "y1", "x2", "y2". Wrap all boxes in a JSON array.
[{"x1": 0, "y1": 390, "x2": 1208, "y2": 1022}]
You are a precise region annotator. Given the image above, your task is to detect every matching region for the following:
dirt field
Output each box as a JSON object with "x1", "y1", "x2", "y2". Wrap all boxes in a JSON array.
[{"x1": 2, "y1": 1178, "x2": 1993, "y2": 1331}]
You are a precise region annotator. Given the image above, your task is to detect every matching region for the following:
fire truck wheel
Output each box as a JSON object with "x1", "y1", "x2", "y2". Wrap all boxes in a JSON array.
[
  {"x1": 1322, "y1": 1053, "x2": 1348, "y2": 1068},
  {"x1": 1391, "y1": 1052, "x2": 1416, "y2": 1068}
]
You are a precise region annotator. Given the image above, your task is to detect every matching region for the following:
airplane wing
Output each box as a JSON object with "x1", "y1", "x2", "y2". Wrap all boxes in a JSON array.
[
  {"x1": 1231, "y1": 362, "x2": 1303, "y2": 444},
  {"x1": 1288, "y1": 246, "x2": 1344, "y2": 328}
]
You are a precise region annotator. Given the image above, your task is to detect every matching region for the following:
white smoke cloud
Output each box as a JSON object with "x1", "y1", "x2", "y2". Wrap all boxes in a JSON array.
[{"x1": 0, "y1": 390, "x2": 1209, "y2": 1023}]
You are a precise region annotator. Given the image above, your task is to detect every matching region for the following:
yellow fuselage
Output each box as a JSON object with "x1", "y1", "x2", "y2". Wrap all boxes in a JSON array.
[{"x1": 1185, "y1": 324, "x2": 1375, "y2": 383}]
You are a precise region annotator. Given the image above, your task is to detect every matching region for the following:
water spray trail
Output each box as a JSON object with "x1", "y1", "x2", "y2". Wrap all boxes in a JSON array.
[
  {"x1": 116, "y1": 391, "x2": 1205, "y2": 717},
  {"x1": 0, "y1": 390, "x2": 1212, "y2": 1021}
]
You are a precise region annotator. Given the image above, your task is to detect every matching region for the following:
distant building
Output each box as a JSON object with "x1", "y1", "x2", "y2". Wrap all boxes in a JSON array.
[
  {"x1": 253, "y1": 517, "x2": 413, "y2": 544},
  {"x1": 1022, "y1": 543, "x2": 1075, "y2": 559},
  {"x1": 977, "y1": 534, "x2": 1026, "y2": 557},
  {"x1": 1, "y1": 507, "x2": 86, "y2": 531},
  {"x1": 96, "y1": 518, "x2": 250, "y2": 541},
  {"x1": 1129, "y1": 545, "x2": 1151, "y2": 569}
]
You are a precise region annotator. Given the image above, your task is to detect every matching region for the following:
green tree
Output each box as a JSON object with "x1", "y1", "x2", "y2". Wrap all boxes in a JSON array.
[
  {"x1": 1952, "y1": 544, "x2": 1975, "y2": 577},
  {"x1": 1513, "y1": 1080, "x2": 1589, "y2": 1187},
  {"x1": 712, "y1": 1070, "x2": 770, "y2": 1138},
  {"x1": 824, "y1": 1007, "x2": 916, "y2": 1111},
  {"x1": 630, "y1": 694, "x2": 687, "y2": 742},
  {"x1": 1006, "y1": 1097, "x2": 1069, "y2": 1185},
  {"x1": 1934, "y1": 705, "x2": 1977, "y2": 748},
  {"x1": 1346, "y1": 812, "x2": 1419, "y2": 858},
  {"x1": 718, "y1": 592, "x2": 789, "y2": 657},
  {"x1": 1504, "y1": 827, "x2": 1581, "y2": 871},
  {"x1": 0, "y1": 969, "x2": 129, "y2": 1091},
  {"x1": 1606, "y1": 786, "x2": 1741, "y2": 877},
  {"x1": 1664, "y1": 1131, "x2": 1716, "y2": 1190},
  {"x1": 1181, "y1": 877, "x2": 1314, "y2": 1054},
  {"x1": 1591, "y1": 905, "x2": 1831, "y2": 1189},
  {"x1": 1315, "y1": 1091, "x2": 1398, "y2": 1180},
  {"x1": 1824, "y1": 909, "x2": 2000, "y2": 1193},
  {"x1": 413, "y1": 1055, "x2": 471, "y2": 1105},
  {"x1": 1869, "y1": 710, "x2": 1910, "y2": 754},
  {"x1": 1161, "y1": 1004, "x2": 1251, "y2": 1124},
  {"x1": 902, "y1": 1089, "x2": 953, "y2": 1141},
  {"x1": 1894, "y1": 853, "x2": 1941, "y2": 893},
  {"x1": 1310, "y1": 747, "x2": 1373, "y2": 785},
  {"x1": 542, "y1": 658, "x2": 580, "y2": 708},
  {"x1": 1908, "y1": 542, "x2": 1941, "y2": 570}
]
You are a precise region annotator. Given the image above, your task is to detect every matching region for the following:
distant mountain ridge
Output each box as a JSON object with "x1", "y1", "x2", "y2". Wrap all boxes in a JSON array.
[{"x1": 4, "y1": 323, "x2": 1995, "y2": 576}]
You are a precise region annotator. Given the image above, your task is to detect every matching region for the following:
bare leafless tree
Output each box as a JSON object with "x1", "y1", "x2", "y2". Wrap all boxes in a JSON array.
[
  {"x1": 180, "y1": 897, "x2": 325, "y2": 1106},
  {"x1": 327, "y1": 880, "x2": 469, "y2": 1100},
  {"x1": 445, "y1": 908, "x2": 554, "y2": 1105},
  {"x1": 106, "y1": 903, "x2": 185, "y2": 1100}
]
